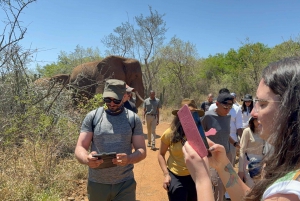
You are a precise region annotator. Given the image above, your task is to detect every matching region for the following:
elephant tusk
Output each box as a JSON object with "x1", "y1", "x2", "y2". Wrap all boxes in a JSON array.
[{"x1": 135, "y1": 91, "x2": 144, "y2": 102}]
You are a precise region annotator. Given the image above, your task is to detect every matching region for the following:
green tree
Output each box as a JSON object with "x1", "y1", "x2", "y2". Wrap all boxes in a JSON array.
[
  {"x1": 158, "y1": 36, "x2": 199, "y2": 100},
  {"x1": 200, "y1": 53, "x2": 227, "y2": 84},
  {"x1": 234, "y1": 41, "x2": 270, "y2": 94},
  {"x1": 102, "y1": 6, "x2": 167, "y2": 95},
  {"x1": 0, "y1": 0, "x2": 37, "y2": 114},
  {"x1": 101, "y1": 22, "x2": 135, "y2": 57},
  {"x1": 37, "y1": 45, "x2": 102, "y2": 77},
  {"x1": 269, "y1": 39, "x2": 300, "y2": 62}
]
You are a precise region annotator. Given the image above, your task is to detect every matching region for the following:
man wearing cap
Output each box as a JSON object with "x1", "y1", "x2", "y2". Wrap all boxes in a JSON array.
[
  {"x1": 124, "y1": 85, "x2": 138, "y2": 113},
  {"x1": 143, "y1": 90, "x2": 162, "y2": 150},
  {"x1": 201, "y1": 93, "x2": 237, "y2": 201},
  {"x1": 209, "y1": 88, "x2": 243, "y2": 164},
  {"x1": 74, "y1": 79, "x2": 146, "y2": 201}
]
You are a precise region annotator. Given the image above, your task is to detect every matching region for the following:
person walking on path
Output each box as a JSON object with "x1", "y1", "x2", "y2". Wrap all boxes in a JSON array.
[
  {"x1": 124, "y1": 85, "x2": 138, "y2": 113},
  {"x1": 241, "y1": 94, "x2": 254, "y2": 129},
  {"x1": 200, "y1": 93, "x2": 214, "y2": 111},
  {"x1": 158, "y1": 98, "x2": 204, "y2": 201},
  {"x1": 238, "y1": 116, "x2": 264, "y2": 188},
  {"x1": 209, "y1": 89, "x2": 243, "y2": 166},
  {"x1": 74, "y1": 79, "x2": 146, "y2": 201},
  {"x1": 201, "y1": 93, "x2": 237, "y2": 201},
  {"x1": 231, "y1": 92, "x2": 241, "y2": 107},
  {"x1": 143, "y1": 90, "x2": 162, "y2": 150}
]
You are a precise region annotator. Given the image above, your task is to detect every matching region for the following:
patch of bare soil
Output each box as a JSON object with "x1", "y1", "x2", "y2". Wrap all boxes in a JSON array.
[{"x1": 68, "y1": 122, "x2": 171, "y2": 201}]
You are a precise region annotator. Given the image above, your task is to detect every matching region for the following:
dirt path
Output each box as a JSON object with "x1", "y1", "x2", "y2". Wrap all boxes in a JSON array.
[{"x1": 135, "y1": 122, "x2": 170, "y2": 201}]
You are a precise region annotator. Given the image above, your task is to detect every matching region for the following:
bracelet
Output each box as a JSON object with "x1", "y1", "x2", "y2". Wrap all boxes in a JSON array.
[{"x1": 233, "y1": 142, "x2": 238, "y2": 147}]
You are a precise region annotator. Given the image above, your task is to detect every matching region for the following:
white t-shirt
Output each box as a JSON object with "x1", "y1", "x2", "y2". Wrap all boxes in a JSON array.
[{"x1": 241, "y1": 107, "x2": 252, "y2": 128}]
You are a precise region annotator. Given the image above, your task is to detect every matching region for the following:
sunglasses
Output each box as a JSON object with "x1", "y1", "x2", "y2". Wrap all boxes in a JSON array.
[
  {"x1": 220, "y1": 103, "x2": 233, "y2": 109},
  {"x1": 253, "y1": 98, "x2": 281, "y2": 113},
  {"x1": 103, "y1": 97, "x2": 122, "y2": 104}
]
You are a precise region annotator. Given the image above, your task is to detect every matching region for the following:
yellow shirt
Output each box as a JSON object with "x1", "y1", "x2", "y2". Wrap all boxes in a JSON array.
[{"x1": 161, "y1": 128, "x2": 190, "y2": 176}]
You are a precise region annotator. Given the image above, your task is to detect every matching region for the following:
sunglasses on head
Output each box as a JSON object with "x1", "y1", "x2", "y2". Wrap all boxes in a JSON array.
[{"x1": 103, "y1": 97, "x2": 122, "y2": 104}]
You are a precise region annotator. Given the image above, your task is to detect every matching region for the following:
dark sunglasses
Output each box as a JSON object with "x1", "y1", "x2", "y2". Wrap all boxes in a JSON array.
[
  {"x1": 103, "y1": 97, "x2": 122, "y2": 104},
  {"x1": 220, "y1": 103, "x2": 233, "y2": 109}
]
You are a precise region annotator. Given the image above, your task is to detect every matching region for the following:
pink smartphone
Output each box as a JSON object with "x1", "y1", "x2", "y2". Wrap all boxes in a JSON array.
[{"x1": 177, "y1": 104, "x2": 209, "y2": 158}]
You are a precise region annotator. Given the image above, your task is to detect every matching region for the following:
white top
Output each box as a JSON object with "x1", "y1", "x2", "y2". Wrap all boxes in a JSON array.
[
  {"x1": 241, "y1": 107, "x2": 252, "y2": 128},
  {"x1": 209, "y1": 103, "x2": 243, "y2": 141},
  {"x1": 238, "y1": 127, "x2": 264, "y2": 172},
  {"x1": 262, "y1": 169, "x2": 300, "y2": 200}
]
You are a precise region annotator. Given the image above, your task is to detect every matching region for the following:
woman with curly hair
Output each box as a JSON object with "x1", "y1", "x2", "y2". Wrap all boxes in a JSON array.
[
  {"x1": 182, "y1": 57, "x2": 300, "y2": 201},
  {"x1": 158, "y1": 99, "x2": 204, "y2": 201}
]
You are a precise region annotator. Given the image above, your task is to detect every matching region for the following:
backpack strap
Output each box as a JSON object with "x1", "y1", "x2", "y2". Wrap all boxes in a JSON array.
[
  {"x1": 92, "y1": 107, "x2": 135, "y2": 134},
  {"x1": 92, "y1": 107, "x2": 104, "y2": 132},
  {"x1": 125, "y1": 108, "x2": 136, "y2": 134}
]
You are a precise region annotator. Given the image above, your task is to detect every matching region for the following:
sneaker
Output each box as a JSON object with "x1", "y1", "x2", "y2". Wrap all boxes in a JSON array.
[
  {"x1": 151, "y1": 145, "x2": 156, "y2": 150},
  {"x1": 147, "y1": 143, "x2": 151, "y2": 147}
]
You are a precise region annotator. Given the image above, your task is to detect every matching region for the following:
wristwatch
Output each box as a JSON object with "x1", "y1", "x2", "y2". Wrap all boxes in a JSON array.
[{"x1": 233, "y1": 141, "x2": 239, "y2": 147}]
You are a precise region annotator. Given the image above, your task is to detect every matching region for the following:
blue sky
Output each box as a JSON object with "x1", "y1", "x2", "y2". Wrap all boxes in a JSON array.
[{"x1": 2, "y1": 0, "x2": 300, "y2": 69}]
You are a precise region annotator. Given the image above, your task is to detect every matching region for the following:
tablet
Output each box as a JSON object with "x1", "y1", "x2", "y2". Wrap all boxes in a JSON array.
[{"x1": 92, "y1": 152, "x2": 117, "y2": 169}]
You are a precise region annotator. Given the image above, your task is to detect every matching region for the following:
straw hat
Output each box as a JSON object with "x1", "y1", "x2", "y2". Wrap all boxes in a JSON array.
[{"x1": 172, "y1": 98, "x2": 204, "y2": 117}]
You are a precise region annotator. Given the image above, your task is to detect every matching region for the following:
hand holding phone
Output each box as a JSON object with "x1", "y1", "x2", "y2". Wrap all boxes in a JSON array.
[{"x1": 177, "y1": 105, "x2": 211, "y2": 158}]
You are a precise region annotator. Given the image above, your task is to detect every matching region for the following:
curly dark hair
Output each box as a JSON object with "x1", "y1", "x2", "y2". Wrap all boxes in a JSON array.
[{"x1": 245, "y1": 57, "x2": 300, "y2": 200}]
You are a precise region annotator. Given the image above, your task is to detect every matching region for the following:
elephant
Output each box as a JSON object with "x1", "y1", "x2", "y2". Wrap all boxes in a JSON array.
[
  {"x1": 68, "y1": 55, "x2": 145, "y2": 107},
  {"x1": 50, "y1": 74, "x2": 70, "y2": 86},
  {"x1": 33, "y1": 77, "x2": 51, "y2": 87}
]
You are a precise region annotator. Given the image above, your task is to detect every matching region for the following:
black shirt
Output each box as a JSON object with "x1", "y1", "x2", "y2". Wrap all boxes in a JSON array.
[
  {"x1": 124, "y1": 100, "x2": 138, "y2": 113},
  {"x1": 200, "y1": 101, "x2": 213, "y2": 112}
]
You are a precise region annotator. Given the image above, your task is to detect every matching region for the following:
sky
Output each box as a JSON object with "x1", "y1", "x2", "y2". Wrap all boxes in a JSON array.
[{"x1": 2, "y1": 0, "x2": 300, "y2": 69}]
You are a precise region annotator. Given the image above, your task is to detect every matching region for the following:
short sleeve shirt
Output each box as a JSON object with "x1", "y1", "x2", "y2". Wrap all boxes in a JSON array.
[
  {"x1": 201, "y1": 101, "x2": 213, "y2": 111},
  {"x1": 262, "y1": 169, "x2": 300, "y2": 200},
  {"x1": 160, "y1": 128, "x2": 190, "y2": 176},
  {"x1": 80, "y1": 108, "x2": 143, "y2": 184},
  {"x1": 143, "y1": 98, "x2": 161, "y2": 115},
  {"x1": 201, "y1": 110, "x2": 231, "y2": 153}
]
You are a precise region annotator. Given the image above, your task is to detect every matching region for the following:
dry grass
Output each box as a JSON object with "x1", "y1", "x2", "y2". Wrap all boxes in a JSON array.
[
  {"x1": 0, "y1": 105, "x2": 174, "y2": 201},
  {"x1": 0, "y1": 139, "x2": 87, "y2": 201}
]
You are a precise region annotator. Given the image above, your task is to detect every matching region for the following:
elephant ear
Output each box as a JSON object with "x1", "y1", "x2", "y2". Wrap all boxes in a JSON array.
[{"x1": 122, "y1": 58, "x2": 144, "y2": 108}]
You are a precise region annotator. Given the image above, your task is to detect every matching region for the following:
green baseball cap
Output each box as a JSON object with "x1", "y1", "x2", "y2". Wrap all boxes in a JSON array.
[{"x1": 103, "y1": 79, "x2": 126, "y2": 100}]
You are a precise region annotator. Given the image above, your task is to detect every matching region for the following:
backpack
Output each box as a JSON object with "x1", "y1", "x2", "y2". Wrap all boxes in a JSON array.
[{"x1": 92, "y1": 107, "x2": 136, "y2": 133}]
